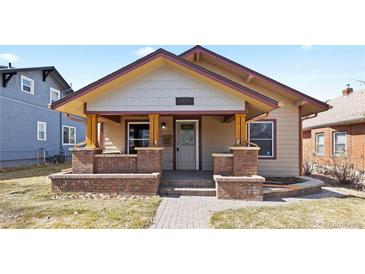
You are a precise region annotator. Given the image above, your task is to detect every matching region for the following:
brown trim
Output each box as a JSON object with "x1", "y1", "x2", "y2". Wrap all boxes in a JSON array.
[
  {"x1": 100, "y1": 122, "x2": 104, "y2": 149},
  {"x1": 124, "y1": 119, "x2": 149, "y2": 153},
  {"x1": 180, "y1": 45, "x2": 329, "y2": 111},
  {"x1": 173, "y1": 116, "x2": 202, "y2": 171},
  {"x1": 298, "y1": 106, "x2": 303, "y2": 175},
  {"x1": 84, "y1": 109, "x2": 247, "y2": 116},
  {"x1": 51, "y1": 49, "x2": 278, "y2": 110},
  {"x1": 248, "y1": 119, "x2": 277, "y2": 160}
]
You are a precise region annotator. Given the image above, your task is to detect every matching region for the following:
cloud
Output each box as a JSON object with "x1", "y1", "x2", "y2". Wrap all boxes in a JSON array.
[
  {"x1": 0, "y1": 53, "x2": 19, "y2": 63},
  {"x1": 301, "y1": 45, "x2": 312, "y2": 50},
  {"x1": 131, "y1": 46, "x2": 156, "y2": 58}
]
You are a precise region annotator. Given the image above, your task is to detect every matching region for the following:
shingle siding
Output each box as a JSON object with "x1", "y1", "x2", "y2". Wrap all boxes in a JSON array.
[{"x1": 0, "y1": 70, "x2": 85, "y2": 167}]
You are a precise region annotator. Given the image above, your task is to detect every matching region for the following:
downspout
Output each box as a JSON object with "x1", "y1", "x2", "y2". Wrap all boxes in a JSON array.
[{"x1": 60, "y1": 112, "x2": 63, "y2": 155}]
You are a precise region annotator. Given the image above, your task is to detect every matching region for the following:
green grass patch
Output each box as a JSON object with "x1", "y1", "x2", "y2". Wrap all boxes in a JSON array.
[
  {"x1": 0, "y1": 164, "x2": 161, "y2": 229},
  {"x1": 210, "y1": 195, "x2": 365, "y2": 229}
]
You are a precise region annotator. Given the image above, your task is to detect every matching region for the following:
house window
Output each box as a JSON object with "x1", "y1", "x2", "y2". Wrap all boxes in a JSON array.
[
  {"x1": 249, "y1": 121, "x2": 274, "y2": 158},
  {"x1": 127, "y1": 122, "x2": 149, "y2": 154},
  {"x1": 50, "y1": 88, "x2": 61, "y2": 104},
  {"x1": 21, "y1": 75, "x2": 34, "y2": 95},
  {"x1": 63, "y1": 126, "x2": 76, "y2": 145},
  {"x1": 315, "y1": 133, "x2": 325, "y2": 156},
  {"x1": 333, "y1": 132, "x2": 347, "y2": 156},
  {"x1": 37, "y1": 121, "x2": 47, "y2": 141}
]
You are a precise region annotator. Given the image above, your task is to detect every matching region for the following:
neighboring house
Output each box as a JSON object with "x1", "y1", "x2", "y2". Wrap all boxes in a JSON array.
[
  {"x1": 303, "y1": 87, "x2": 365, "y2": 170},
  {"x1": 0, "y1": 64, "x2": 85, "y2": 167},
  {"x1": 50, "y1": 46, "x2": 329, "y2": 177}
]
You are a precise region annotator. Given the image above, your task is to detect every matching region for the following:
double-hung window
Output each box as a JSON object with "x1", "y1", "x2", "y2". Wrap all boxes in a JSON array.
[
  {"x1": 63, "y1": 126, "x2": 76, "y2": 145},
  {"x1": 21, "y1": 75, "x2": 34, "y2": 95},
  {"x1": 50, "y1": 88, "x2": 61, "y2": 104},
  {"x1": 315, "y1": 133, "x2": 325, "y2": 156},
  {"x1": 249, "y1": 121, "x2": 275, "y2": 158},
  {"x1": 127, "y1": 122, "x2": 149, "y2": 154},
  {"x1": 37, "y1": 121, "x2": 47, "y2": 141},
  {"x1": 333, "y1": 132, "x2": 347, "y2": 156}
]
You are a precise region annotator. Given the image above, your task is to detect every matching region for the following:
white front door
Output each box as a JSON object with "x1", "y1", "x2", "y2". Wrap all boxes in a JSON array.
[{"x1": 176, "y1": 121, "x2": 198, "y2": 170}]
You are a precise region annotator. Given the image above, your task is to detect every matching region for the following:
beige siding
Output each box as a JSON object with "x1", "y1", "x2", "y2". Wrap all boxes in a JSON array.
[
  {"x1": 102, "y1": 119, "x2": 124, "y2": 153},
  {"x1": 160, "y1": 116, "x2": 174, "y2": 170},
  {"x1": 88, "y1": 66, "x2": 246, "y2": 112},
  {"x1": 201, "y1": 116, "x2": 235, "y2": 170}
]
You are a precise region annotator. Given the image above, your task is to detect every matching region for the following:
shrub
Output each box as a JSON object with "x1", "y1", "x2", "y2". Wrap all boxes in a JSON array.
[
  {"x1": 322, "y1": 156, "x2": 362, "y2": 185},
  {"x1": 303, "y1": 161, "x2": 315, "y2": 175}
]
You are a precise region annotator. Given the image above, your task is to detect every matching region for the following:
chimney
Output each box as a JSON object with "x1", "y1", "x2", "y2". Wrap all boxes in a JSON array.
[
  {"x1": 342, "y1": 84, "x2": 353, "y2": 96},
  {"x1": 8, "y1": 62, "x2": 12, "y2": 68}
]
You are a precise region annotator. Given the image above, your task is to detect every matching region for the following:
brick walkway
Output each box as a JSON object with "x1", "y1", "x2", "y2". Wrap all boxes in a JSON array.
[{"x1": 150, "y1": 187, "x2": 346, "y2": 229}]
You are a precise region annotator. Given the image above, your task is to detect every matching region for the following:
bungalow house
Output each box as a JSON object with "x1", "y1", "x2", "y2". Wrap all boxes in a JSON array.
[
  {"x1": 49, "y1": 46, "x2": 329, "y2": 200},
  {"x1": 303, "y1": 87, "x2": 365, "y2": 170}
]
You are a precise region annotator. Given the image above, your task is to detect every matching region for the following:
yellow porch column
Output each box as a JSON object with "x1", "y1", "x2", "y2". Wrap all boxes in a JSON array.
[
  {"x1": 148, "y1": 114, "x2": 160, "y2": 146},
  {"x1": 86, "y1": 114, "x2": 98, "y2": 148},
  {"x1": 235, "y1": 114, "x2": 247, "y2": 146}
]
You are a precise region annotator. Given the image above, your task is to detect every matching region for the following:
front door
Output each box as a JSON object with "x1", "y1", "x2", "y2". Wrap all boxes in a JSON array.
[{"x1": 176, "y1": 121, "x2": 197, "y2": 170}]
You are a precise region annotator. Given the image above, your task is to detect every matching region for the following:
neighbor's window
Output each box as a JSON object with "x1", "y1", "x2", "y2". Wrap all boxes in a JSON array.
[
  {"x1": 37, "y1": 121, "x2": 47, "y2": 141},
  {"x1": 50, "y1": 88, "x2": 61, "y2": 104},
  {"x1": 128, "y1": 122, "x2": 149, "y2": 154},
  {"x1": 315, "y1": 133, "x2": 325, "y2": 156},
  {"x1": 63, "y1": 126, "x2": 76, "y2": 145},
  {"x1": 333, "y1": 132, "x2": 347, "y2": 155},
  {"x1": 21, "y1": 75, "x2": 34, "y2": 94},
  {"x1": 249, "y1": 121, "x2": 274, "y2": 158}
]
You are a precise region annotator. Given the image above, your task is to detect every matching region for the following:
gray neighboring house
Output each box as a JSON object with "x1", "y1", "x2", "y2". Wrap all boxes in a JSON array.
[{"x1": 0, "y1": 64, "x2": 85, "y2": 167}]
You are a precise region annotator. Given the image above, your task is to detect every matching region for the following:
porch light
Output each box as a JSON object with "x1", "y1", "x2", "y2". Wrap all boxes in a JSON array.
[{"x1": 161, "y1": 122, "x2": 166, "y2": 129}]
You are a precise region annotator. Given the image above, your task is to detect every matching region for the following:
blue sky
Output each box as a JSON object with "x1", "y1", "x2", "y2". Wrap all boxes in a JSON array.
[{"x1": 1, "y1": 45, "x2": 364, "y2": 101}]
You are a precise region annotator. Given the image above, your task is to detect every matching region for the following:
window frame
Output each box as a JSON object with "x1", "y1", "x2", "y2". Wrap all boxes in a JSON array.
[
  {"x1": 21, "y1": 75, "x2": 35, "y2": 95},
  {"x1": 315, "y1": 132, "x2": 325, "y2": 156},
  {"x1": 126, "y1": 121, "x2": 150, "y2": 154},
  {"x1": 332, "y1": 131, "x2": 347, "y2": 156},
  {"x1": 62, "y1": 125, "x2": 77, "y2": 145},
  {"x1": 37, "y1": 121, "x2": 47, "y2": 141},
  {"x1": 248, "y1": 120, "x2": 276, "y2": 159},
  {"x1": 49, "y1": 87, "x2": 61, "y2": 104}
]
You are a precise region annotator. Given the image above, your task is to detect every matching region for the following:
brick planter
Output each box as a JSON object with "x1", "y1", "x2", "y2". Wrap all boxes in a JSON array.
[
  {"x1": 214, "y1": 175, "x2": 265, "y2": 201},
  {"x1": 49, "y1": 172, "x2": 161, "y2": 195}
]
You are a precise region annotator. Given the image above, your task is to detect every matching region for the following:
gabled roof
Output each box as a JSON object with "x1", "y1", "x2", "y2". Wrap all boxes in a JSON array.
[
  {"x1": 303, "y1": 89, "x2": 365, "y2": 129},
  {"x1": 0, "y1": 66, "x2": 71, "y2": 90},
  {"x1": 180, "y1": 45, "x2": 329, "y2": 115},
  {"x1": 51, "y1": 48, "x2": 279, "y2": 110}
]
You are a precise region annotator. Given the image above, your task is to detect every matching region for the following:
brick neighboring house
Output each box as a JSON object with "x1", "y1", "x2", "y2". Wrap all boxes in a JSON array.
[{"x1": 303, "y1": 87, "x2": 365, "y2": 170}]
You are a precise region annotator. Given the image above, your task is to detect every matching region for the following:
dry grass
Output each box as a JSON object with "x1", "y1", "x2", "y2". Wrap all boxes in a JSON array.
[
  {"x1": 0, "y1": 164, "x2": 161, "y2": 229},
  {"x1": 210, "y1": 194, "x2": 365, "y2": 229}
]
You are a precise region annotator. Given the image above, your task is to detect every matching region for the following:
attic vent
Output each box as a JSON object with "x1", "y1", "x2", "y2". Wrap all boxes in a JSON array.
[{"x1": 176, "y1": 97, "x2": 194, "y2": 105}]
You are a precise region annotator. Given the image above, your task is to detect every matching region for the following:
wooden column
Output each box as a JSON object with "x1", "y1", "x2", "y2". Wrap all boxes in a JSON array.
[
  {"x1": 235, "y1": 114, "x2": 247, "y2": 146},
  {"x1": 86, "y1": 114, "x2": 98, "y2": 148},
  {"x1": 148, "y1": 114, "x2": 160, "y2": 146}
]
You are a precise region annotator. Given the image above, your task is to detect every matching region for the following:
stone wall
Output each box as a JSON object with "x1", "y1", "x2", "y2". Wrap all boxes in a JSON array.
[
  {"x1": 50, "y1": 173, "x2": 161, "y2": 195},
  {"x1": 136, "y1": 148, "x2": 163, "y2": 173},
  {"x1": 231, "y1": 147, "x2": 259, "y2": 176},
  {"x1": 72, "y1": 148, "x2": 102, "y2": 174},
  {"x1": 94, "y1": 154, "x2": 137, "y2": 173},
  {"x1": 212, "y1": 154, "x2": 233, "y2": 176}
]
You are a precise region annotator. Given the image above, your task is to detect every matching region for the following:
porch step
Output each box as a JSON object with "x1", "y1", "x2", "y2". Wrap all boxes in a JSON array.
[
  {"x1": 159, "y1": 186, "x2": 216, "y2": 197},
  {"x1": 160, "y1": 178, "x2": 216, "y2": 188}
]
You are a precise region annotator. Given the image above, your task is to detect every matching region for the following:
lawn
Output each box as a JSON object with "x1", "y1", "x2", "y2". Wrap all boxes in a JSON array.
[
  {"x1": 210, "y1": 194, "x2": 365, "y2": 229},
  {"x1": 0, "y1": 164, "x2": 161, "y2": 229}
]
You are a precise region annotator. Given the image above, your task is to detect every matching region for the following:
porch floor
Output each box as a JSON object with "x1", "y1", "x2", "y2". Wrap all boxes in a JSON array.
[{"x1": 161, "y1": 170, "x2": 214, "y2": 180}]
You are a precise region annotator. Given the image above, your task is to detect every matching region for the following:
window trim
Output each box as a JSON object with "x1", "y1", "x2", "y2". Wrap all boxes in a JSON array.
[
  {"x1": 62, "y1": 125, "x2": 77, "y2": 145},
  {"x1": 49, "y1": 87, "x2": 61, "y2": 104},
  {"x1": 37, "y1": 121, "x2": 47, "y2": 141},
  {"x1": 315, "y1": 132, "x2": 325, "y2": 156},
  {"x1": 332, "y1": 131, "x2": 347, "y2": 156},
  {"x1": 248, "y1": 119, "x2": 276, "y2": 160},
  {"x1": 21, "y1": 75, "x2": 35, "y2": 95},
  {"x1": 126, "y1": 121, "x2": 150, "y2": 154}
]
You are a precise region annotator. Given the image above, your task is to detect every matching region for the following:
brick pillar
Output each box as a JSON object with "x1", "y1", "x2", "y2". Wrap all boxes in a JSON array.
[
  {"x1": 72, "y1": 148, "x2": 102, "y2": 174},
  {"x1": 212, "y1": 154, "x2": 234, "y2": 176},
  {"x1": 230, "y1": 147, "x2": 260, "y2": 176},
  {"x1": 136, "y1": 147, "x2": 164, "y2": 173}
]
